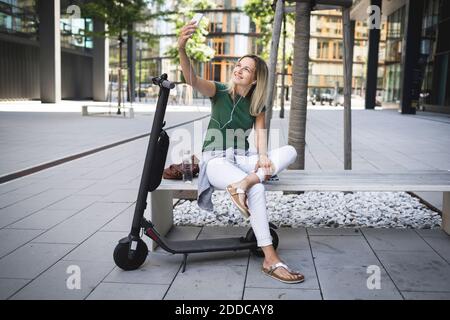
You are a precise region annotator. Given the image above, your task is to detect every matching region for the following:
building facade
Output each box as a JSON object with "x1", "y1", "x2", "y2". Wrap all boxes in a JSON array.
[
  {"x1": 0, "y1": 0, "x2": 108, "y2": 102},
  {"x1": 352, "y1": 0, "x2": 450, "y2": 114},
  {"x1": 308, "y1": 9, "x2": 386, "y2": 99},
  {"x1": 134, "y1": 0, "x2": 259, "y2": 93}
]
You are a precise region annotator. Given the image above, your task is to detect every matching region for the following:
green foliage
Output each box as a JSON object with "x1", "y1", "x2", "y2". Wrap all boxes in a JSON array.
[
  {"x1": 243, "y1": 0, "x2": 295, "y2": 62},
  {"x1": 165, "y1": 13, "x2": 215, "y2": 64},
  {"x1": 82, "y1": 0, "x2": 161, "y2": 39},
  {"x1": 163, "y1": 0, "x2": 216, "y2": 64},
  {"x1": 243, "y1": 0, "x2": 274, "y2": 60}
]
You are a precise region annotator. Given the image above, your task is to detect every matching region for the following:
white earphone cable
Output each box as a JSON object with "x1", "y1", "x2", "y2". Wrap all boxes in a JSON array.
[{"x1": 188, "y1": 54, "x2": 244, "y2": 130}]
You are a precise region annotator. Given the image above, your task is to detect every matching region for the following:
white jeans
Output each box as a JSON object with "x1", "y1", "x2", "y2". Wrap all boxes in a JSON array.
[{"x1": 206, "y1": 145, "x2": 298, "y2": 247}]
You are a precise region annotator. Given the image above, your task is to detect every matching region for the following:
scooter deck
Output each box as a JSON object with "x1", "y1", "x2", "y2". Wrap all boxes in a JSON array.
[{"x1": 156, "y1": 236, "x2": 256, "y2": 254}]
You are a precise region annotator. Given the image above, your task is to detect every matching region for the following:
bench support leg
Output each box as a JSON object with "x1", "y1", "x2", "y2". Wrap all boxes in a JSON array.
[
  {"x1": 150, "y1": 190, "x2": 174, "y2": 251},
  {"x1": 442, "y1": 192, "x2": 450, "y2": 235}
]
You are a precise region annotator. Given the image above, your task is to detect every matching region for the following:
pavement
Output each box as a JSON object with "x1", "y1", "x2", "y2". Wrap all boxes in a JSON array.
[{"x1": 0, "y1": 100, "x2": 450, "y2": 300}]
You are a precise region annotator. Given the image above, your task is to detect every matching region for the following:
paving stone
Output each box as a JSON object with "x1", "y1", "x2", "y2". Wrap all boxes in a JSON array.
[
  {"x1": 10, "y1": 260, "x2": 114, "y2": 300},
  {"x1": 376, "y1": 250, "x2": 450, "y2": 292},
  {"x1": 0, "y1": 278, "x2": 30, "y2": 300},
  {"x1": 63, "y1": 231, "x2": 127, "y2": 263},
  {"x1": 402, "y1": 291, "x2": 450, "y2": 300},
  {"x1": 100, "y1": 206, "x2": 134, "y2": 232},
  {"x1": 105, "y1": 252, "x2": 183, "y2": 285},
  {"x1": 8, "y1": 209, "x2": 78, "y2": 230},
  {"x1": 307, "y1": 227, "x2": 362, "y2": 236},
  {"x1": 43, "y1": 168, "x2": 97, "y2": 181},
  {"x1": 243, "y1": 287, "x2": 322, "y2": 300},
  {"x1": 0, "y1": 243, "x2": 75, "y2": 279},
  {"x1": 46, "y1": 195, "x2": 103, "y2": 211},
  {"x1": 44, "y1": 179, "x2": 96, "y2": 190},
  {"x1": 164, "y1": 264, "x2": 247, "y2": 300},
  {"x1": 101, "y1": 188, "x2": 138, "y2": 203},
  {"x1": 318, "y1": 266, "x2": 402, "y2": 300},
  {"x1": 0, "y1": 189, "x2": 75, "y2": 228},
  {"x1": 0, "y1": 179, "x2": 36, "y2": 195},
  {"x1": 420, "y1": 236, "x2": 450, "y2": 264},
  {"x1": 0, "y1": 192, "x2": 37, "y2": 209},
  {"x1": 246, "y1": 249, "x2": 319, "y2": 290},
  {"x1": 0, "y1": 228, "x2": 45, "y2": 258},
  {"x1": 86, "y1": 282, "x2": 168, "y2": 300},
  {"x1": 416, "y1": 228, "x2": 449, "y2": 238},
  {"x1": 32, "y1": 202, "x2": 131, "y2": 244},
  {"x1": 361, "y1": 228, "x2": 432, "y2": 252},
  {"x1": 276, "y1": 227, "x2": 310, "y2": 250},
  {"x1": 2, "y1": 183, "x2": 52, "y2": 196},
  {"x1": 310, "y1": 235, "x2": 382, "y2": 267},
  {"x1": 75, "y1": 181, "x2": 119, "y2": 196},
  {"x1": 0, "y1": 204, "x2": 36, "y2": 229}
]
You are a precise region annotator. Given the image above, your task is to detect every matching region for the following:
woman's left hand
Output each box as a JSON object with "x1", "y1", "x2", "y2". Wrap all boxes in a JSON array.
[{"x1": 255, "y1": 154, "x2": 275, "y2": 181}]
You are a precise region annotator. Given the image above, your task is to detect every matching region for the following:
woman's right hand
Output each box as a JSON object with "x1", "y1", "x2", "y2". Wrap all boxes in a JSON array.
[{"x1": 178, "y1": 21, "x2": 197, "y2": 50}]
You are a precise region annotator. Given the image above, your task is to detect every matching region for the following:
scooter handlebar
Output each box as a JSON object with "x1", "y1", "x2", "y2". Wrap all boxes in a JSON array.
[
  {"x1": 152, "y1": 74, "x2": 175, "y2": 89},
  {"x1": 161, "y1": 80, "x2": 175, "y2": 89}
]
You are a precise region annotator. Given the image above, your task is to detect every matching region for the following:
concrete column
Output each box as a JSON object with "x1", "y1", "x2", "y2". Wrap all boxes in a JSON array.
[
  {"x1": 38, "y1": 0, "x2": 61, "y2": 103},
  {"x1": 399, "y1": 0, "x2": 424, "y2": 115},
  {"x1": 364, "y1": 0, "x2": 382, "y2": 110},
  {"x1": 93, "y1": 20, "x2": 109, "y2": 101}
]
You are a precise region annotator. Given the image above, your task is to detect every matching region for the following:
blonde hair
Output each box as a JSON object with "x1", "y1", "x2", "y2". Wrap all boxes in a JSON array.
[{"x1": 227, "y1": 54, "x2": 269, "y2": 117}]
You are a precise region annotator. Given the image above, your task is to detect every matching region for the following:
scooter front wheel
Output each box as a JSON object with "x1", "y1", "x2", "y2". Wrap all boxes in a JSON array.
[
  {"x1": 246, "y1": 228, "x2": 279, "y2": 257},
  {"x1": 113, "y1": 238, "x2": 148, "y2": 270}
]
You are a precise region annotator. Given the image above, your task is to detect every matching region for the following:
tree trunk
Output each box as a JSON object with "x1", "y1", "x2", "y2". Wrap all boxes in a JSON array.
[
  {"x1": 265, "y1": 0, "x2": 284, "y2": 137},
  {"x1": 288, "y1": 0, "x2": 311, "y2": 170}
]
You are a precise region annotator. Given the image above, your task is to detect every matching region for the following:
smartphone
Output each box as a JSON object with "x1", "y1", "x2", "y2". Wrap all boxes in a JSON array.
[{"x1": 191, "y1": 13, "x2": 204, "y2": 26}]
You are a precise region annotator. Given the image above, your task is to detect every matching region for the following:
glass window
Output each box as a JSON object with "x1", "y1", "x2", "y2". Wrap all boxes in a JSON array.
[
  {"x1": 0, "y1": 0, "x2": 37, "y2": 38},
  {"x1": 383, "y1": 6, "x2": 406, "y2": 102},
  {"x1": 317, "y1": 41, "x2": 329, "y2": 59},
  {"x1": 60, "y1": 17, "x2": 93, "y2": 50}
]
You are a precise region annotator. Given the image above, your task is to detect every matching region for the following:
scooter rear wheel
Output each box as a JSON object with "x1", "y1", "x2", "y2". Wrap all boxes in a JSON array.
[
  {"x1": 113, "y1": 238, "x2": 148, "y2": 271},
  {"x1": 246, "y1": 228, "x2": 279, "y2": 257}
]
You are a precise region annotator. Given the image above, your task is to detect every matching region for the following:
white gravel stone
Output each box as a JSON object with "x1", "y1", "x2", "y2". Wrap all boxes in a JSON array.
[{"x1": 173, "y1": 191, "x2": 442, "y2": 229}]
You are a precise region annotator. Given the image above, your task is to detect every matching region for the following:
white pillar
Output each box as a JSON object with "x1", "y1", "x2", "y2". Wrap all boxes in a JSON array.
[{"x1": 93, "y1": 20, "x2": 109, "y2": 101}]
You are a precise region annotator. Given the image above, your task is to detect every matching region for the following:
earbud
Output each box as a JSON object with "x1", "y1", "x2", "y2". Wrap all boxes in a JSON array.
[{"x1": 251, "y1": 81, "x2": 257, "y2": 85}]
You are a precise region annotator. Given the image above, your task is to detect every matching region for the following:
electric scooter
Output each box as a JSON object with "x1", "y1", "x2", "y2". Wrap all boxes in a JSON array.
[{"x1": 113, "y1": 74, "x2": 279, "y2": 272}]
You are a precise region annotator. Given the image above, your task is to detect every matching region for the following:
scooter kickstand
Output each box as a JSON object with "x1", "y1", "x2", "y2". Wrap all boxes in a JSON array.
[{"x1": 181, "y1": 254, "x2": 188, "y2": 273}]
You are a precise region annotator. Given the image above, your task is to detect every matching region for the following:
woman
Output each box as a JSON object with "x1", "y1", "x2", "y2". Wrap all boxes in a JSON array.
[{"x1": 178, "y1": 21, "x2": 304, "y2": 284}]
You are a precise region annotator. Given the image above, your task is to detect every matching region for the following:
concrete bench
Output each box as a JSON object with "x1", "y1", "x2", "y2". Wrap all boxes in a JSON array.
[
  {"x1": 150, "y1": 170, "x2": 450, "y2": 249},
  {"x1": 81, "y1": 105, "x2": 134, "y2": 118}
]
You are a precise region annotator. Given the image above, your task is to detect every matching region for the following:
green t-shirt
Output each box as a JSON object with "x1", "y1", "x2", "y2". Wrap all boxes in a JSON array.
[{"x1": 202, "y1": 82, "x2": 262, "y2": 152}]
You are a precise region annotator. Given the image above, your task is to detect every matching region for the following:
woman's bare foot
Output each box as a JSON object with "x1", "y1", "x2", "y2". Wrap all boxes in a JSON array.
[{"x1": 230, "y1": 173, "x2": 260, "y2": 192}]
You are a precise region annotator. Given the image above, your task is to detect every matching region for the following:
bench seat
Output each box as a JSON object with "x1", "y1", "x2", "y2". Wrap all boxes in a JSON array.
[{"x1": 149, "y1": 170, "x2": 450, "y2": 250}]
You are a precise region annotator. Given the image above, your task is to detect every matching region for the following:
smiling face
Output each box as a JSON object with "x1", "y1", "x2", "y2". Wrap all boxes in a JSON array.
[{"x1": 232, "y1": 57, "x2": 257, "y2": 86}]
